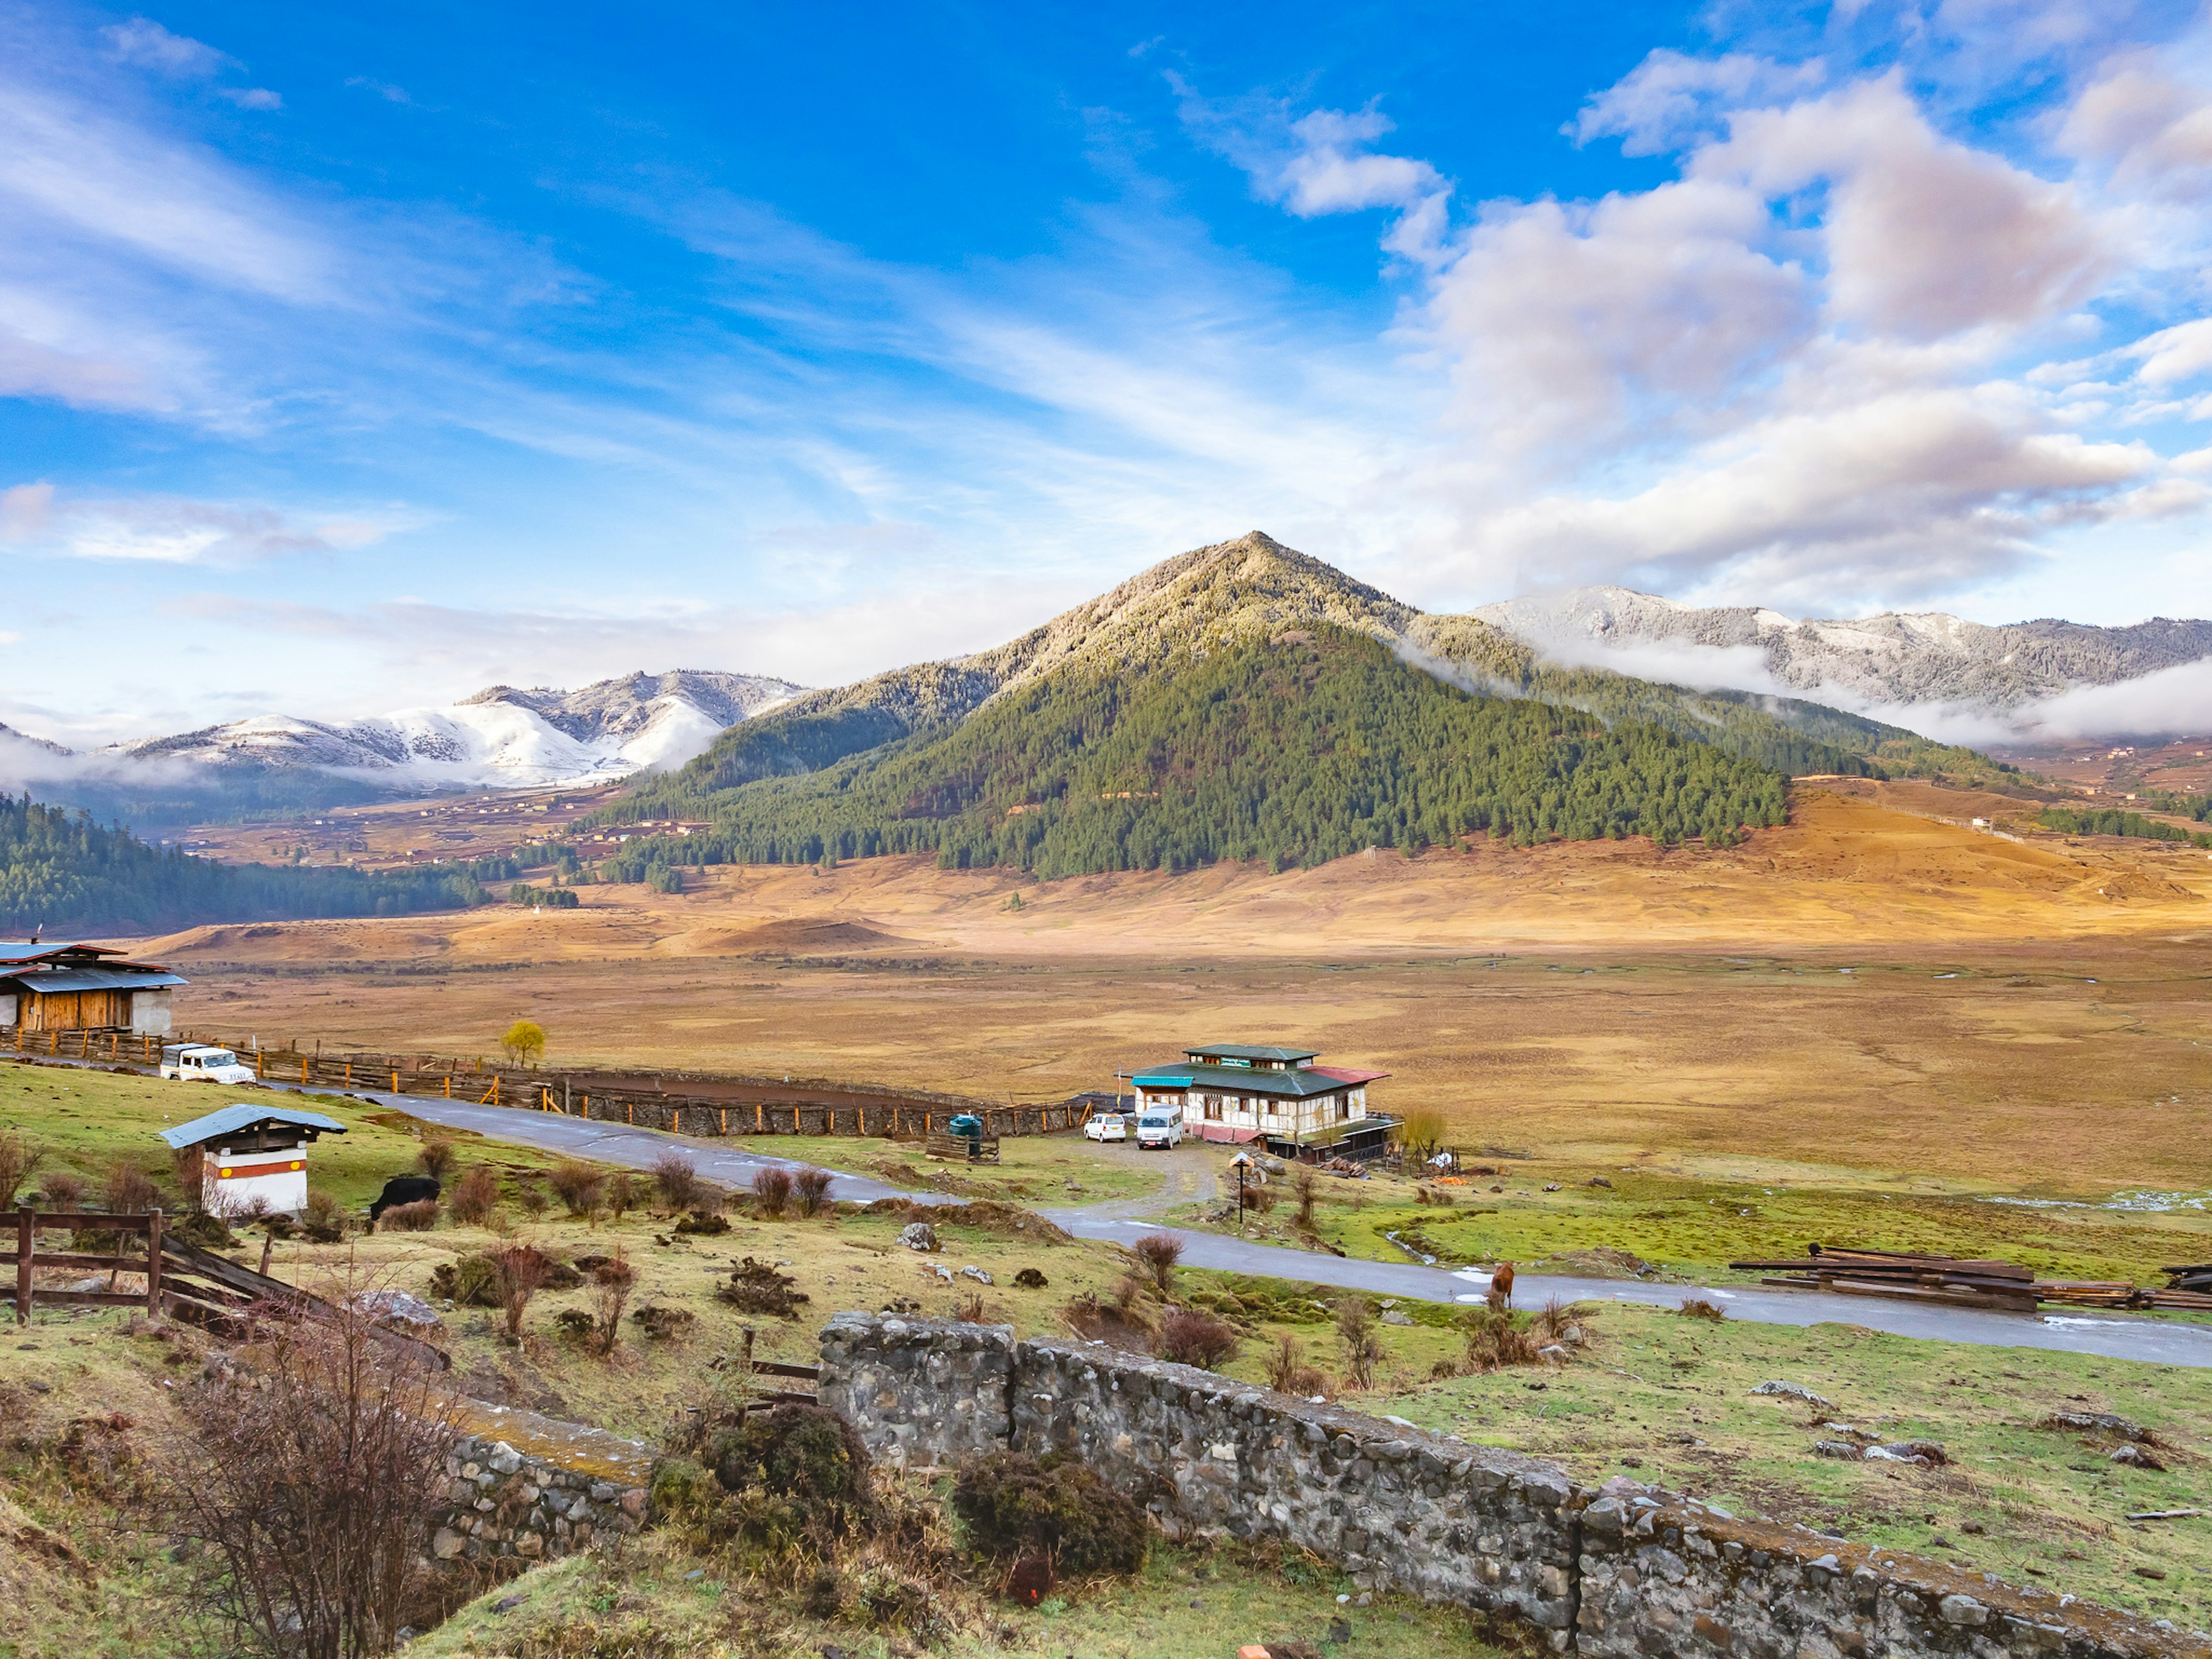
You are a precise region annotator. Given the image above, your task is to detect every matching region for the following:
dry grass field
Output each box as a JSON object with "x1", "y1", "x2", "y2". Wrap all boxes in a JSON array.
[{"x1": 109, "y1": 785, "x2": 2212, "y2": 1199}]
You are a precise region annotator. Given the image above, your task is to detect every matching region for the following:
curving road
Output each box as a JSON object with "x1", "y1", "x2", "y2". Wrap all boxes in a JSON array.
[{"x1": 47, "y1": 1059, "x2": 2212, "y2": 1370}]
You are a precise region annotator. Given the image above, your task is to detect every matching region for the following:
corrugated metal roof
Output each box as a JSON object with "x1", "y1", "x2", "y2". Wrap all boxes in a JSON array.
[
  {"x1": 8, "y1": 968, "x2": 188, "y2": 994},
  {"x1": 0, "y1": 941, "x2": 120, "y2": 965},
  {"x1": 1307, "y1": 1065, "x2": 1389, "y2": 1086},
  {"x1": 1131, "y1": 1062, "x2": 1354, "y2": 1099},
  {"x1": 1183, "y1": 1043, "x2": 1320, "y2": 1063},
  {"x1": 160, "y1": 1104, "x2": 349, "y2": 1149}
]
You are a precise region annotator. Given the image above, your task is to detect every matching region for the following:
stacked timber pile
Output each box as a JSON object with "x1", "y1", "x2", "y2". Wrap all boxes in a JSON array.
[
  {"x1": 1731, "y1": 1246, "x2": 2041, "y2": 1312},
  {"x1": 2154, "y1": 1264, "x2": 2212, "y2": 1312}
]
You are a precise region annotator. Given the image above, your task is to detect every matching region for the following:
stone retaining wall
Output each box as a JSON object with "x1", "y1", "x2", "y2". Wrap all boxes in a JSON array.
[
  {"x1": 429, "y1": 1403, "x2": 653, "y2": 1567},
  {"x1": 818, "y1": 1313, "x2": 2207, "y2": 1659}
]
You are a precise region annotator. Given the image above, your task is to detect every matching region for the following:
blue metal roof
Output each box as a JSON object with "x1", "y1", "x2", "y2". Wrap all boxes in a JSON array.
[
  {"x1": 10, "y1": 968, "x2": 188, "y2": 993},
  {"x1": 160, "y1": 1104, "x2": 349, "y2": 1149},
  {"x1": 0, "y1": 941, "x2": 109, "y2": 964}
]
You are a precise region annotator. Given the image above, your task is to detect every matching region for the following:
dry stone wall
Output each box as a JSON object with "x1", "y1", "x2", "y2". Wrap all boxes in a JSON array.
[
  {"x1": 817, "y1": 1313, "x2": 2206, "y2": 1659},
  {"x1": 429, "y1": 1406, "x2": 653, "y2": 1567}
]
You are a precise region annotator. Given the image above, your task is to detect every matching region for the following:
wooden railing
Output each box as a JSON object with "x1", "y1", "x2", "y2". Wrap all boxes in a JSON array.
[
  {"x1": 7, "y1": 1205, "x2": 164, "y2": 1323},
  {"x1": 6, "y1": 1023, "x2": 1096, "y2": 1142}
]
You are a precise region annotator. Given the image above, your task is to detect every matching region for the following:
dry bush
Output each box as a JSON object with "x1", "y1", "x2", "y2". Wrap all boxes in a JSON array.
[
  {"x1": 416, "y1": 1136, "x2": 457, "y2": 1180},
  {"x1": 793, "y1": 1167, "x2": 834, "y2": 1218},
  {"x1": 653, "y1": 1149, "x2": 703, "y2": 1213},
  {"x1": 1266, "y1": 1334, "x2": 1328, "y2": 1397},
  {"x1": 717, "y1": 1256, "x2": 810, "y2": 1319},
  {"x1": 952, "y1": 1451, "x2": 1147, "y2": 1580},
  {"x1": 953, "y1": 1291, "x2": 986, "y2": 1322},
  {"x1": 301, "y1": 1188, "x2": 345, "y2": 1243},
  {"x1": 605, "y1": 1172, "x2": 636, "y2": 1220},
  {"x1": 377, "y1": 1199, "x2": 438, "y2": 1233},
  {"x1": 631, "y1": 1303, "x2": 695, "y2": 1340},
  {"x1": 751, "y1": 1166, "x2": 793, "y2": 1219},
  {"x1": 512, "y1": 1180, "x2": 550, "y2": 1220},
  {"x1": 1336, "y1": 1296, "x2": 1384, "y2": 1391},
  {"x1": 103, "y1": 1160, "x2": 158, "y2": 1214},
  {"x1": 0, "y1": 1131, "x2": 44, "y2": 1206},
  {"x1": 1012, "y1": 1267, "x2": 1048, "y2": 1289},
  {"x1": 1109, "y1": 1274, "x2": 1148, "y2": 1322},
  {"x1": 1130, "y1": 1232, "x2": 1182, "y2": 1296},
  {"x1": 1536, "y1": 1298, "x2": 1581, "y2": 1340},
  {"x1": 493, "y1": 1241, "x2": 551, "y2": 1339},
  {"x1": 548, "y1": 1159, "x2": 605, "y2": 1219},
  {"x1": 1152, "y1": 1308, "x2": 1240, "y2": 1371},
  {"x1": 1676, "y1": 1297, "x2": 1726, "y2": 1322},
  {"x1": 699, "y1": 1403, "x2": 879, "y2": 1564},
  {"x1": 36, "y1": 1168, "x2": 86, "y2": 1210},
  {"x1": 448, "y1": 1165, "x2": 501, "y2": 1227},
  {"x1": 1460, "y1": 1308, "x2": 1540, "y2": 1372},
  {"x1": 1060, "y1": 1289, "x2": 1150, "y2": 1350},
  {"x1": 1292, "y1": 1168, "x2": 1319, "y2": 1229},
  {"x1": 151, "y1": 1278, "x2": 461, "y2": 1659},
  {"x1": 1238, "y1": 1181, "x2": 1275, "y2": 1213},
  {"x1": 589, "y1": 1255, "x2": 637, "y2": 1355}
]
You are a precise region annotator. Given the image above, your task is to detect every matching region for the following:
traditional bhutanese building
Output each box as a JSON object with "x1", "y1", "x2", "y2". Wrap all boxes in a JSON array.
[
  {"x1": 1129, "y1": 1043, "x2": 1393, "y2": 1160},
  {"x1": 0, "y1": 941, "x2": 188, "y2": 1034},
  {"x1": 160, "y1": 1103, "x2": 348, "y2": 1218}
]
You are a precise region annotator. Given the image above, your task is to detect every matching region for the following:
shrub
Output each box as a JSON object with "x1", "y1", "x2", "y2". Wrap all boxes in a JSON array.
[
  {"x1": 448, "y1": 1165, "x2": 501, "y2": 1227},
  {"x1": 653, "y1": 1149, "x2": 703, "y2": 1212},
  {"x1": 104, "y1": 1160, "x2": 158, "y2": 1215},
  {"x1": 1238, "y1": 1181, "x2": 1275, "y2": 1213},
  {"x1": 416, "y1": 1137, "x2": 457, "y2": 1180},
  {"x1": 377, "y1": 1199, "x2": 438, "y2": 1233},
  {"x1": 1460, "y1": 1307, "x2": 1540, "y2": 1372},
  {"x1": 548, "y1": 1159, "x2": 605, "y2": 1219},
  {"x1": 1266, "y1": 1334, "x2": 1328, "y2": 1397},
  {"x1": 493, "y1": 1242, "x2": 550, "y2": 1340},
  {"x1": 1291, "y1": 1168, "x2": 1318, "y2": 1228},
  {"x1": 500, "y1": 1020, "x2": 546, "y2": 1065},
  {"x1": 951, "y1": 1451, "x2": 1147, "y2": 1579},
  {"x1": 703, "y1": 1404, "x2": 877, "y2": 1560},
  {"x1": 1676, "y1": 1297, "x2": 1725, "y2": 1322},
  {"x1": 717, "y1": 1257, "x2": 809, "y2": 1319},
  {"x1": 1152, "y1": 1309, "x2": 1240, "y2": 1371},
  {"x1": 793, "y1": 1167, "x2": 834, "y2": 1218},
  {"x1": 1336, "y1": 1296, "x2": 1383, "y2": 1390},
  {"x1": 0, "y1": 1131, "x2": 44, "y2": 1206},
  {"x1": 674, "y1": 1210, "x2": 729, "y2": 1236},
  {"x1": 1130, "y1": 1233, "x2": 1182, "y2": 1297},
  {"x1": 301, "y1": 1188, "x2": 345, "y2": 1243},
  {"x1": 751, "y1": 1166, "x2": 793, "y2": 1219},
  {"x1": 429, "y1": 1245, "x2": 578, "y2": 1308},
  {"x1": 513, "y1": 1182, "x2": 549, "y2": 1220},
  {"x1": 631, "y1": 1304, "x2": 696, "y2": 1340},
  {"x1": 589, "y1": 1256, "x2": 637, "y2": 1355},
  {"x1": 36, "y1": 1169, "x2": 86, "y2": 1210},
  {"x1": 1395, "y1": 1105, "x2": 1447, "y2": 1163},
  {"x1": 605, "y1": 1172, "x2": 636, "y2": 1220},
  {"x1": 1013, "y1": 1267, "x2": 1048, "y2": 1289}
]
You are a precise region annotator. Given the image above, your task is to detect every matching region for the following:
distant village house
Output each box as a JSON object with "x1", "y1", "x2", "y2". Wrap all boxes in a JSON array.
[
  {"x1": 0, "y1": 942, "x2": 187, "y2": 1035},
  {"x1": 1131, "y1": 1043, "x2": 1393, "y2": 1160}
]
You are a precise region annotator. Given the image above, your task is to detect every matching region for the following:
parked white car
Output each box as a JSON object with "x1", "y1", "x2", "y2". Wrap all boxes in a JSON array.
[
  {"x1": 160, "y1": 1043, "x2": 257, "y2": 1084},
  {"x1": 1085, "y1": 1112, "x2": 1128, "y2": 1142},
  {"x1": 1135, "y1": 1109, "x2": 1183, "y2": 1150}
]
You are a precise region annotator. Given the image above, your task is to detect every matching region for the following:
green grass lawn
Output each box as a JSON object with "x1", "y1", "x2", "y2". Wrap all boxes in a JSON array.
[{"x1": 0, "y1": 1056, "x2": 604, "y2": 1213}]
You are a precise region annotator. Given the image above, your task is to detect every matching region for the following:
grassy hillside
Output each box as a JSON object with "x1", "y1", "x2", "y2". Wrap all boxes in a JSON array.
[
  {"x1": 0, "y1": 796, "x2": 502, "y2": 933},
  {"x1": 607, "y1": 627, "x2": 1787, "y2": 879}
]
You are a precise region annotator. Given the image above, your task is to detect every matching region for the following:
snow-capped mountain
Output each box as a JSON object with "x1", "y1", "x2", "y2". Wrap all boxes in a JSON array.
[
  {"x1": 1470, "y1": 588, "x2": 2212, "y2": 743},
  {"x1": 112, "y1": 670, "x2": 803, "y2": 789}
]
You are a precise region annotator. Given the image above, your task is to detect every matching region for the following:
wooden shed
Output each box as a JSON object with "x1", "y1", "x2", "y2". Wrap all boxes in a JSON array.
[{"x1": 0, "y1": 942, "x2": 188, "y2": 1034}]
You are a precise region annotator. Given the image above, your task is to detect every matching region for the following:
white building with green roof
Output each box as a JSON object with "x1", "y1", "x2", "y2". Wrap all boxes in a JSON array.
[{"x1": 1129, "y1": 1043, "x2": 1392, "y2": 1160}]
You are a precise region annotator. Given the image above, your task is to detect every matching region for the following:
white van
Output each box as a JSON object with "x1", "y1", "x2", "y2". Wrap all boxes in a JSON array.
[
  {"x1": 1135, "y1": 1106, "x2": 1183, "y2": 1150},
  {"x1": 161, "y1": 1043, "x2": 257, "y2": 1085}
]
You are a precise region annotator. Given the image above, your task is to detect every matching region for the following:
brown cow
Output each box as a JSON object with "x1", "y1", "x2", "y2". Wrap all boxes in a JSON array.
[{"x1": 1490, "y1": 1261, "x2": 1516, "y2": 1310}]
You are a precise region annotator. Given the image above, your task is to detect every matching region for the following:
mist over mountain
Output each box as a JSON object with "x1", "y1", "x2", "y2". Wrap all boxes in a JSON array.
[{"x1": 1471, "y1": 588, "x2": 2212, "y2": 744}]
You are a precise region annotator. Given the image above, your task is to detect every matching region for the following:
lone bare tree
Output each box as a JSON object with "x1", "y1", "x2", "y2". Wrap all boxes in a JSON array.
[{"x1": 153, "y1": 1274, "x2": 460, "y2": 1658}]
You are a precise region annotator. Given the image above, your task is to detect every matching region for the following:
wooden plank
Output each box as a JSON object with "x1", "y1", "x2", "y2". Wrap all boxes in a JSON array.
[
  {"x1": 750, "y1": 1359, "x2": 821, "y2": 1380},
  {"x1": 13, "y1": 1208, "x2": 28, "y2": 1325},
  {"x1": 145, "y1": 1207, "x2": 162, "y2": 1314},
  {"x1": 20, "y1": 1212, "x2": 154, "y2": 1233},
  {"x1": 11, "y1": 1290, "x2": 152, "y2": 1308},
  {"x1": 6, "y1": 1251, "x2": 154, "y2": 1272}
]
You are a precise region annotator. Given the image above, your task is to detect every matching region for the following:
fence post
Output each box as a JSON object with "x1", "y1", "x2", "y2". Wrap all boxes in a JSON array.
[
  {"x1": 145, "y1": 1209, "x2": 163, "y2": 1314},
  {"x1": 392, "y1": 1069, "x2": 400, "y2": 1094},
  {"x1": 14, "y1": 1206, "x2": 31, "y2": 1326}
]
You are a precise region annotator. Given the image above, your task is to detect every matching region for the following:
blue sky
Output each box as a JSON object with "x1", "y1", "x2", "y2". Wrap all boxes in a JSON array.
[{"x1": 7, "y1": 0, "x2": 2212, "y2": 741}]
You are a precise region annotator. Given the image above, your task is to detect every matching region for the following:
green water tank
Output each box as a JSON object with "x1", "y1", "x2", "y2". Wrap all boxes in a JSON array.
[{"x1": 947, "y1": 1113, "x2": 985, "y2": 1139}]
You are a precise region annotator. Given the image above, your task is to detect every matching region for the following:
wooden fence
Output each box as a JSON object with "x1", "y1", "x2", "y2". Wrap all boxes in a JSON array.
[
  {"x1": 4, "y1": 1024, "x2": 1094, "y2": 1142},
  {"x1": 5, "y1": 1204, "x2": 448, "y2": 1369}
]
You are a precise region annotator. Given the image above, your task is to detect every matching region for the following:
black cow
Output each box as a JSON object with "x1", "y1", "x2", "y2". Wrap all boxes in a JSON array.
[{"x1": 369, "y1": 1175, "x2": 442, "y2": 1223}]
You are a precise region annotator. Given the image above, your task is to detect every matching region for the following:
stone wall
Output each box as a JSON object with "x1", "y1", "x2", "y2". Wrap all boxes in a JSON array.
[
  {"x1": 817, "y1": 1314, "x2": 2207, "y2": 1659},
  {"x1": 429, "y1": 1404, "x2": 653, "y2": 1567}
]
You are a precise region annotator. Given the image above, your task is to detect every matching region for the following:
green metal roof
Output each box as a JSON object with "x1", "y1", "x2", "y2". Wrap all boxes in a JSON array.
[
  {"x1": 1183, "y1": 1043, "x2": 1320, "y2": 1063},
  {"x1": 1131, "y1": 1062, "x2": 1353, "y2": 1099}
]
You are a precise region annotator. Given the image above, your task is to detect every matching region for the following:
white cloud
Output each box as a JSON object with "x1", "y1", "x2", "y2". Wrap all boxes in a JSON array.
[
  {"x1": 3, "y1": 487, "x2": 401, "y2": 565},
  {"x1": 101, "y1": 18, "x2": 231, "y2": 77},
  {"x1": 219, "y1": 87, "x2": 282, "y2": 112},
  {"x1": 1570, "y1": 50, "x2": 1827, "y2": 155}
]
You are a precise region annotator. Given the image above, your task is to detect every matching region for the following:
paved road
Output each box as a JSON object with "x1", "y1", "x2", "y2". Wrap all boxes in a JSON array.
[{"x1": 45, "y1": 1060, "x2": 2212, "y2": 1369}]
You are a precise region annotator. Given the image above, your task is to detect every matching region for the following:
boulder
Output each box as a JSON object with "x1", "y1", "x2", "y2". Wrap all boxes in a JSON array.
[{"x1": 897, "y1": 1222, "x2": 938, "y2": 1252}]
